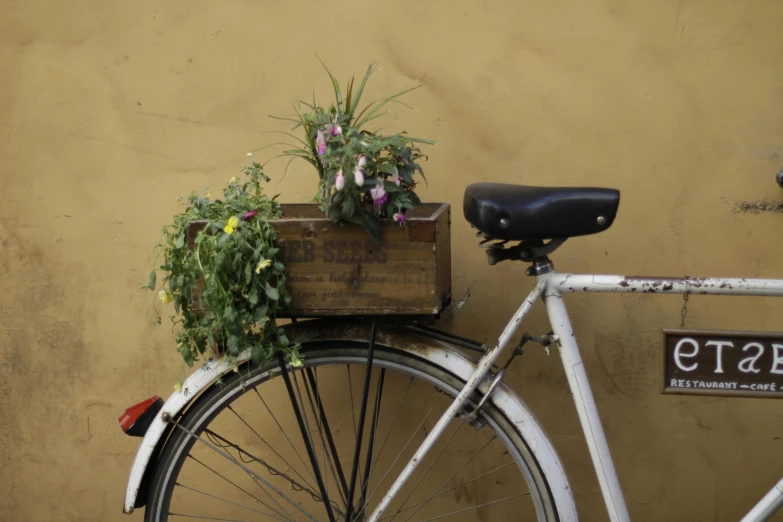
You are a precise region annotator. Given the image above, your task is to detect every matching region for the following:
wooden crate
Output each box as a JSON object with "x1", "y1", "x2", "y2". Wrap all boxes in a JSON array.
[{"x1": 186, "y1": 203, "x2": 451, "y2": 317}]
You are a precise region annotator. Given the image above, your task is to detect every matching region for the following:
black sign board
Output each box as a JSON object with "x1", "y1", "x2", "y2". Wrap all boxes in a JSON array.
[{"x1": 663, "y1": 329, "x2": 783, "y2": 399}]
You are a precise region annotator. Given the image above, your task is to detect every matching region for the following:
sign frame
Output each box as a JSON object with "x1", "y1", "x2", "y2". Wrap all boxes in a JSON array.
[{"x1": 662, "y1": 328, "x2": 783, "y2": 399}]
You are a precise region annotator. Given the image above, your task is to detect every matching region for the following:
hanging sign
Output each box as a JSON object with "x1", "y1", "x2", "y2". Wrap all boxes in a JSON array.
[{"x1": 663, "y1": 329, "x2": 783, "y2": 398}]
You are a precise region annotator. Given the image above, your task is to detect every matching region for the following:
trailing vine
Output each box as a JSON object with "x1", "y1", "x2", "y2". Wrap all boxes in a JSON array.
[{"x1": 142, "y1": 162, "x2": 301, "y2": 375}]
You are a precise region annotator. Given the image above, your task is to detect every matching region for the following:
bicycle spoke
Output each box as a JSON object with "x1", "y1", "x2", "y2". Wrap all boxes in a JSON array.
[
  {"x1": 359, "y1": 367, "x2": 386, "y2": 512},
  {"x1": 347, "y1": 364, "x2": 358, "y2": 441},
  {"x1": 292, "y1": 369, "x2": 317, "y2": 454},
  {"x1": 401, "y1": 434, "x2": 497, "y2": 522},
  {"x1": 170, "y1": 421, "x2": 318, "y2": 521},
  {"x1": 278, "y1": 354, "x2": 338, "y2": 522},
  {"x1": 254, "y1": 388, "x2": 316, "y2": 483},
  {"x1": 354, "y1": 390, "x2": 445, "y2": 520},
  {"x1": 304, "y1": 366, "x2": 350, "y2": 504},
  {"x1": 174, "y1": 482, "x2": 288, "y2": 521},
  {"x1": 204, "y1": 429, "x2": 302, "y2": 519},
  {"x1": 226, "y1": 405, "x2": 317, "y2": 493},
  {"x1": 378, "y1": 462, "x2": 516, "y2": 520},
  {"x1": 418, "y1": 493, "x2": 528, "y2": 521},
  {"x1": 247, "y1": 474, "x2": 297, "y2": 522},
  {"x1": 345, "y1": 319, "x2": 379, "y2": 521},
  {"x1": 186, "y1": 455, "x2": 292, "y2": 521},
  {"x1": 371, "y1": 377, "x2": 415, "y2": 477},
  {"x1": 301, "y1": 368, "x2": 346, "y2": 507},
  {"x1": 387, "y1": 421, "x2": 465, "y2": 522},
  {"x1": 202, "y1": 430, "x2": 302, "y2": 521}
]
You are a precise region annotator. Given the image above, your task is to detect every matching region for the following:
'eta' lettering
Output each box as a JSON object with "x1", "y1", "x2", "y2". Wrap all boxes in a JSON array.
[
  {"x1": 771, "y1": 344, "x2": 783, "y2": 375},
  {"x1": 673, "y1": 338, "x2": 699, "y2": 372},
  {"x1": 705, "y1": 341, "x2": 733, "y2": 373},
  {"x1": 738, "y1": 342, "x2": 763, "y2": 374}
]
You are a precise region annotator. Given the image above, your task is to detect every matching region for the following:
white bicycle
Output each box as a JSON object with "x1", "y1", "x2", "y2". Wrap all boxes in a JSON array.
[{"x1": 120, "y1": 177, "x2": 783, "y2": 522}]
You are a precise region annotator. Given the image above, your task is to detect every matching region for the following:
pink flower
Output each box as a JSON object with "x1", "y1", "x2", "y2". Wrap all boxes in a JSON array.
[
  {"x1": 325, "y1": 123, "x2": 342, "y2": 136},
  {"x1": 242, "y1": 210, "x2": 258, "y2": 221},
  {"x1": 370, "y1": 185, "x2": 386, "y2": 201},
  {"x1": 353, "y1": 167, "x2": 364, "y2": 186},
  {"x1": 371, "y1": 186, "x2": 387, "y2": 213},
  {"x1": 390, "y1": 166, "x2": 400, "y2": 186},
  {"x1": 316, "y1": 130, "x2": 327, "y2": 156},
  {"x1": 393, "y1": 212, "x2": 407, "y2": 224},
  {"x1": 357, "y1": 155, "x2": 367, "y2": 168},
  {"x1": 335, "y1": 169, "x2": 345, "y2": 191}
]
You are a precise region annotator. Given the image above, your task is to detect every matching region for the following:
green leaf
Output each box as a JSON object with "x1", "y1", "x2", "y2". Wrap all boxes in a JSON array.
[
  {"x1": 407, "y1": 137, "x2": 438, "y2": 145},
  {"x1": 248, "y1": 287, "x2": 258, "y2": 305},
  {"x1": 278, "y1": 333, "x2": 290, "y2": 346},
  {"x1": 328, "y1": 204, "x2": 343, "y2": 223},
  {"x1": 264, "y1": 282, "x2": 279, "y2": 301},
  {"x1": 341, "y1": 197, "x2": 355, "y2": 218},
  {"x1": 273, "y1": 262, "x2": 285, "y2": 271},
  {"x1": 251, "y1": 342, "x2": 265, "y2": 366},
  {"x1": 142, "y1": 271, "x2": 157, "y2": 290},
  {"x1": 195, "y1": 337, "x2": 207, "y2": 355},
  {"x1": 317, "y1": 55, "x2": 344, "y2": 113},
  {"x1": 360, "y1": 213, "x2": 383, "y2": 244},
  {"x1": 378, "y1": 164, "x2": 398, "y2": 175},
  {"x1": 399, "y1": 166, "x2": 415, "y2": 185},
  {"x1": 355, "y1": 85, "x2": 421, "y2": 129},
  {"x1": 175, "y1": 234, "x2": 185, "y2": 249},
  {"x1": 348, "y1": 64, "x2": 375, "y2": 120},
  {"x1": 254, "y1": 304, "x2": 269, "y2": 322},
  {"x1": 244, "y1": 263, "x2": 252, "y2": 285},
  {"x1": 383, "y1": 181, "x2": 401, "y2": 193},
  {"x1": 228, "y1": 335, "x2": 240, "y2": 355},
  {"x1": 223, "y1": 306, "x2": 236, "y2": 322},
  {"x1": 178, "y1": 343, "x2": 195, "y2": 367}
]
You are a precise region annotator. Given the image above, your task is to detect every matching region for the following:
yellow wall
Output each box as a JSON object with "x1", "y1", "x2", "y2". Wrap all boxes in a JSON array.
[{"x1": 2, "y1": 0, "x2": 783, "y2": 520}]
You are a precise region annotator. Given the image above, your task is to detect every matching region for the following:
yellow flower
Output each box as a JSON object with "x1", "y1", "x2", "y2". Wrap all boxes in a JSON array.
[
  {"x1": 230, "y1": 176, "x2": 239, "y2": 183},
  {"x1": 158, "y1": 290, "x2": 174, "y2": 304},
  {"x1": 174, "y1": 379, "x2": 183, "y2": 393},
  {"x1": 255, "y1": 258, "x2": 272, "y2": 274},
  {"x1": 224, "y1": 215, "x2": 239, "y2": 235}
]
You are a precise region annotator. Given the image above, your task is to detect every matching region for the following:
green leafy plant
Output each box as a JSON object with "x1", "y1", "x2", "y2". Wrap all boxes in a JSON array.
[
  {"x1": 142, "y1": 162, "x2": 302, "y2": 371},
  {"x1": 273, "y1": 62, "x2": 436, "y2": 243}
]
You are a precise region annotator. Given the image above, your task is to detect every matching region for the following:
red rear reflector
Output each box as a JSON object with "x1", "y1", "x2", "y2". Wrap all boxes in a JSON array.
[{"x1": 119, "y1": 396, "x2": 162, "y2": 435}]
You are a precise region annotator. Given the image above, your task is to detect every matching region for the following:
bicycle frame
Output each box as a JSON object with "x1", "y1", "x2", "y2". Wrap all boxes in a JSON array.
[{"x1": 368, "y1": 263, "x2": 783, "y2": 522}]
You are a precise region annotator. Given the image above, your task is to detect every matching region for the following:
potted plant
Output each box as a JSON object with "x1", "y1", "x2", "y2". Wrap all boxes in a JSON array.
[{"x1": 142, "y1": 63, "x2": 437, "y2": 377}]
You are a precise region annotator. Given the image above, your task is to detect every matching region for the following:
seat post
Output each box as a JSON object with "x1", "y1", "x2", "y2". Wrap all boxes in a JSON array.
[
  {"x1": 482, "y1": 237, "x2": 567, "y2": 266},
  {"x1": 526, "y1": 257, "x2": 555, "y2": 277}
]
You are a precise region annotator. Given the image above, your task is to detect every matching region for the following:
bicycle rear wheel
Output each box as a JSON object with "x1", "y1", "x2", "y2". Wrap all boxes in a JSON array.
[{"x1": 144, "y1": 341, "x2": 559, "y2": 521}]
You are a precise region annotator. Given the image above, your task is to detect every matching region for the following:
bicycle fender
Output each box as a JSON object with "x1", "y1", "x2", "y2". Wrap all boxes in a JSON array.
[
  {"x1": 122, "y1": 351, "x2": 250, "y2": 513},
  {"x1": 123, "y1": 320, "x2": 578, "y2": 521}
]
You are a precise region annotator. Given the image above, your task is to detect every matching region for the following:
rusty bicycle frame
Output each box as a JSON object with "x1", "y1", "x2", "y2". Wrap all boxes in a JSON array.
[{"x1": 367, "y1": 263, "x2": 783, "y2": 522}]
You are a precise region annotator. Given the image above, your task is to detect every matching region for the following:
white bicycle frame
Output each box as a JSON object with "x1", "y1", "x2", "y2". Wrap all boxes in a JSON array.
[{"x1": 368, "y1": 268, "x2": 783, "y2": 522}]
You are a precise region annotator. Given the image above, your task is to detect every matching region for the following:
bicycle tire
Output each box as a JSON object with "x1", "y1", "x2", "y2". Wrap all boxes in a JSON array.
[{"x1": 144, "y1": 341, "x2": 559, "y2": 522}]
